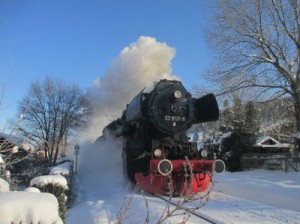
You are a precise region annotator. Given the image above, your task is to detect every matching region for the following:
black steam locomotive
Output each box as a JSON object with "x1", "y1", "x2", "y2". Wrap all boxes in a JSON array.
[{"x1": 101, "y1": 79, "x2": 224, "y2": 194}]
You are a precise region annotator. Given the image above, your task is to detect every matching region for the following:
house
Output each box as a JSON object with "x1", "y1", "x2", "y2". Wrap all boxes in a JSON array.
[
  {"x1": 254, "y1": 136, "x2": 292, "y2": 153},
  {"x1": 0, "y1": 132, "x2": 35, "y2": 164}
]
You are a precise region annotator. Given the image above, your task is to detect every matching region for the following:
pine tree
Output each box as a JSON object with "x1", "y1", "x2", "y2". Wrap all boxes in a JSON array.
[
  {"x1": 232, "y1": 95, "x2": 245, "y2": 132},
  {"x1": 220, "y1": 99, "x2": 234, "y2": 132},
  {"x1": 220, "y1": 97, "x2": 261, "y2": 171},
  {"x1": 245, "y1": 101, "x2": 260, "y2": 135}
]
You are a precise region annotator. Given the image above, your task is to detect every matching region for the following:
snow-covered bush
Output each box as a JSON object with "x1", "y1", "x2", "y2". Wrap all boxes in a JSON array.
[
  {"x1": 30, "y1": 175, "x2": 68, "y2": 190},
  {"x1": 30, "y1": 175, "x2": 68, "y2": 221},
  {"x1": 0, "y1": 191, "x2": 63, "y2": 224},
  {"x1": 49, "y1": 161, "x2": 73, "y2": 176},
  {"x1": 49, "y1": 161, "x2": 73, "y2": 187},
  {"x1": 24, "y1": 186, "x2": 41, "y2": 193},
  {"x1": 0, "y1": 177, "x2": 9, "y2": 192}
]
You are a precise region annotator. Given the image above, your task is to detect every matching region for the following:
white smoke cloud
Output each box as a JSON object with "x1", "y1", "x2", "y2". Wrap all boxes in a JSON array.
[
  {"x1": 84, "y1": 36, "x2": 179, "y2": 141},
  {"x1": 78, "y1": 135, "x2": 126, "y2": 195}
]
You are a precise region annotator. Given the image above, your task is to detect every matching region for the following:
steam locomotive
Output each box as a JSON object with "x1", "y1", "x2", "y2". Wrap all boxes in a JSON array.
[{"x1": 101, "y1": 79, "x2": 225, "y2": 195}]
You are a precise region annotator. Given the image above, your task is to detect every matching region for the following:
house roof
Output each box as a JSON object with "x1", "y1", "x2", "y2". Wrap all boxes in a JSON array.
[
  {"x1": 0, "y1": 132, "x2": 35, "y2": 152},
  {"x1": 255, "y1": 136, "x2": 291, "y2": 149}
]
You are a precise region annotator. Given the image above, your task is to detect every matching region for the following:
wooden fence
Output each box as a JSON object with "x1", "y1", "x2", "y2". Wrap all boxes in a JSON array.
[{"x1": 241, "y1": 153, "x2": 300, "y2": 172}]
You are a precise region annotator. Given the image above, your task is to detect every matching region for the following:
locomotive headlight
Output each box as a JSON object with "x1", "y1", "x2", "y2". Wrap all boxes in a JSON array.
[
  {"x1": 200, "y1": 149, "x2": 208, "y2": 158},
  {"x1": 154, "y1": 148, "x2": 162, "y2": 157},
  {"x1": 174, "y1": 90, "x2": 182, "y2": 99},
  {"x1": 213, "y1": 159, "x2": 226, "y2": 173},
  {"x1": 158, "y1": 159, "x2": 173, "y2": 176}
]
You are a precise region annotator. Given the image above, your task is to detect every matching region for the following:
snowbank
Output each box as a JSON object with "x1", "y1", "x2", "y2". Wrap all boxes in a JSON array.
[
  {"x1": 30, "y1": 175, "x2": 68, "y2": 190},
  {"x1": 49, "y1": 161, "x2": 73, "y2": 176},
  {"x1": 0, "y1": 192, "x2": 63, "y2": 224},
  {"x1": 24, "y1": 187, "x2": 41, "y2": 193},
  {"x1": 0, "y1": 177, "x2": 9, "y2": 192}
]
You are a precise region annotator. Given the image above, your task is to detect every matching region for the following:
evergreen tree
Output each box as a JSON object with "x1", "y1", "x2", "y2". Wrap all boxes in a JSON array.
[
  {"x1": 220, "y1": 97, "x2": 261, "y2": 171},
  {"x1": 232, "y1": 95, "x2": 245, "y2": 131},
  {"x1": 245, "y1": 102, "x2": 260, "y2": 136},
  {"x1": 220, "y1": 99, "x2": 234, "y2": 132}
]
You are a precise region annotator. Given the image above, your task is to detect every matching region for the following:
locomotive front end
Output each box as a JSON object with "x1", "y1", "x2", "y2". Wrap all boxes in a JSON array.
[
  {"x1": 101, "y1": 79, "x2": 223, "y2": 195},
  {"x1": 130, "y1": 80, "x2": 222, "y2": 194},
  {"x1": 134, "y1": 145, "x2": 225, "y2": 195}
]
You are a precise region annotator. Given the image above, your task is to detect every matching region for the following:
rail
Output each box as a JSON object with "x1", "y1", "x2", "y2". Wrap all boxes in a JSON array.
[{"x1": 151, "y1": 193, "x2": 220, "y2": 224}]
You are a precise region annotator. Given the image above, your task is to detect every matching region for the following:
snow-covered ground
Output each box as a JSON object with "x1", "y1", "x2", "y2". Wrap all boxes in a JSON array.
[
  {"x1": 66, "y1": 138, "x2": 300, "y2": 224},
  {"x1": 213, "y1": 170, "x2": 300, "y2": 212}
]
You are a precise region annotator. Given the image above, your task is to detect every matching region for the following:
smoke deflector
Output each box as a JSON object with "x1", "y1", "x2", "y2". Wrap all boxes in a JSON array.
[{"x1": 195, "y1": 93, "x2": 219, "y2": 123}]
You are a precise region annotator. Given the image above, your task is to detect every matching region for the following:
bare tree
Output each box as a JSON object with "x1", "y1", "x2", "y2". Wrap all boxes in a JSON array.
[
  {"x1": 204, "y1": 0, "x2": 300, "y2": 143},
  {"x1": 17, "y1": 77, "x2": 92, "y2": 165}
]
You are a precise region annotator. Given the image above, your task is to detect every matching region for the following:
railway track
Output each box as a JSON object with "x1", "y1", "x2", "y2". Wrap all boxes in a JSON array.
[{"x1": 151, "y1": 193, "x2": 221, "y2": 224}]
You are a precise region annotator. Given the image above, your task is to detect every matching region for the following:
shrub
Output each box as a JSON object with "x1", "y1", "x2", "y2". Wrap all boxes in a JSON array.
[{"x1": 30, "y1": 175, "x2": 68, "y2": 221}]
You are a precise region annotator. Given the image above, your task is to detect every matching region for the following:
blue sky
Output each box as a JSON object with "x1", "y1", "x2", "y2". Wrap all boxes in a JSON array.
[{"x1": 0, "y1": 0, "x2": 212, "y2": 130}]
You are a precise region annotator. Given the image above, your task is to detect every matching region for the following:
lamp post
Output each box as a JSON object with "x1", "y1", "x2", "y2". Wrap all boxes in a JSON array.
[{"x1": 74, "y1": 143, "x2": 80, "y2": 174}]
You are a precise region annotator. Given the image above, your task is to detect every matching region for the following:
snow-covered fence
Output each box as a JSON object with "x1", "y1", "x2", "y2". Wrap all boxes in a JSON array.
[
  {"x1": 30, "y1": 175, "x2": 69, "y2": 221},
  {"x1": 0, "y1": 191, "x2": 63, "y2": 224},
  {"x1": 241, "y1": 153, "x2": 300, "y2": 172}
]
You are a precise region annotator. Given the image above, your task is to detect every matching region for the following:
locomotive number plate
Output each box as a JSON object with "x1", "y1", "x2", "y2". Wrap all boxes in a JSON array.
[{"x1": 165, "y1": 115, "x2": 186, "y2": 122}]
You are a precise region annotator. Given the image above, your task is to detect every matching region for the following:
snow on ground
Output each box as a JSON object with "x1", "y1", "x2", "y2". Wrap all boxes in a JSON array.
[
  {"x1": 213, "y1": 170, "x2": 300, "y2": 212},
  {"x1": 66, "y1": 136, "x2": 300, "y2": 223},
  {"x1": 199, "y1": 192, "x2": 300, "y2": 224},
  {"x1": 0, "y1": 192, "x2": 63, "y2": 224}
]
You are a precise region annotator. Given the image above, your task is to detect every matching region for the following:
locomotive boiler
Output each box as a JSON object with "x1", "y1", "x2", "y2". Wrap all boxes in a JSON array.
[{"x1": 101, "y1": 79, "x2": 225, "y2": 195}]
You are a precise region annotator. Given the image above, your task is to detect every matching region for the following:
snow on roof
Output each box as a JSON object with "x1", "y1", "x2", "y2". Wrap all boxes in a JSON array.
[
  {"x1": 49, "y1": 161, "x2": 73, "y2": 176},
  {"x1": 21, "y1": 143, "x2": 35, "y2": 152},
  {"x1": 30, "y1": 175, "x2": 68, "y2": 190},
  {"x1": 256, "y1": 136, "x2": 279, "y2": 145},
  {"x1": 0, "y1": 177, "x2": 9, "y2": 192},
  {"x1": 0, "y1": 132, "x2": 35, "y2": 152},
  {"x1": 255, "y1": 136, "x2": 291, "y2": 148},
  {"x1": 0, "y1": 192, "x2": 63, "y2": 224},
  {"x1": 0, "y1": 132, "x2": 22, "y2": 145}
]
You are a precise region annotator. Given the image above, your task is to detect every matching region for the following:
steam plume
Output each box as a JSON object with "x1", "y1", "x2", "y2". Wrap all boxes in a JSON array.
[{"x1": 84, "y1": 36, "x2": 179, "y2": 141}]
